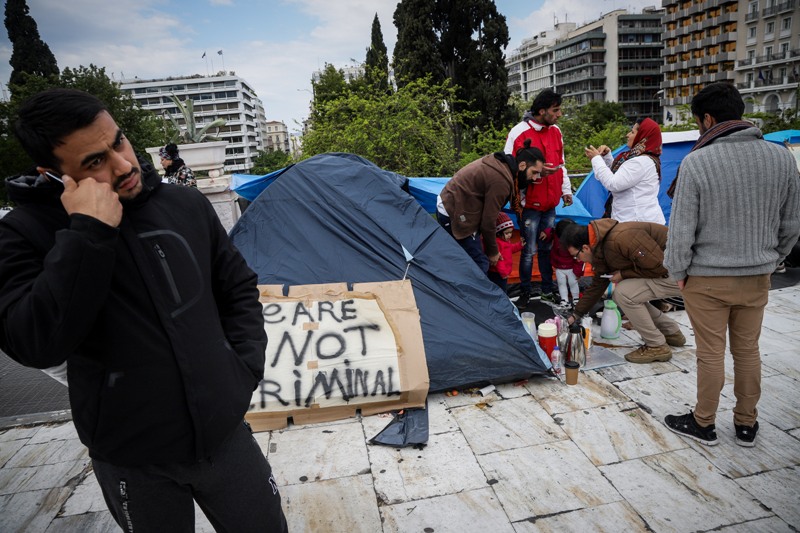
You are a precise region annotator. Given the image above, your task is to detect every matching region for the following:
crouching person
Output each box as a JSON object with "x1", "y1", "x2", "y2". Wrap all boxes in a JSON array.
[{"x1": 561, "y1": 220, "x2": 686, "y2": 363}]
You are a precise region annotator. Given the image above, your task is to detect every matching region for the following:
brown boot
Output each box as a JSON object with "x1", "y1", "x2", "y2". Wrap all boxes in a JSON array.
[
  {"x1": 664, "y1": 331, "x2": 686, "y2": 347},
  {"x1": 625, "y1": 344, "x2": 672, "y2": 363}
]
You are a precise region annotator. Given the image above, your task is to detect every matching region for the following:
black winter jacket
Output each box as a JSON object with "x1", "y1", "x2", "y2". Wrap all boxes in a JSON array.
[{"x1": 0, "y1": 161, "x2": 266, "y2": 466}]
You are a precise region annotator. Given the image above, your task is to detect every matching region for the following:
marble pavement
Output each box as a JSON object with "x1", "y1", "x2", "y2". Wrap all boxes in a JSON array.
[{"x1": 1, "y1": 285, "x2": 798, "y2": 532}]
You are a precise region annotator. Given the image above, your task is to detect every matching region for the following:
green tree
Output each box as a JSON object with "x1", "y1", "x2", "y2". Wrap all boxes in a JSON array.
[
  {"x1": 392, "y1": 0, "x2": 444, "y2": 87},
  {"x1": 4, "y1": 0, "x2": 59, "y2": 91},
  {"x1": 302, "y1": 76, "x2": 473, "y2": 177},
  {"x1": 0, "y1": 66, "x2": 169, "y2": 205},
  {"x1": 662, "y1": 104, "x2": 697, "y2": 132},
  {"x1": 393, "y1": 0, "x2": 510, "y2": 150},
  {"x1": 310, "y1": 64, "x2": 350, "y2": 120},
  {"x1": 250, "y1": 149, "x2": 292, "y2": 175},
  {"x1": 558, "y1": 99, "x2": 629, "y2": 177},
  {"x1": 365, "y1": 14, "x2": 390, "y2": 94}
]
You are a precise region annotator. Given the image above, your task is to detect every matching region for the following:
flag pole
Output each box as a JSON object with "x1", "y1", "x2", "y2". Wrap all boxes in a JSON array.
[{"x1": 218, "y1": 50, "x2": 226, "y2": 73}]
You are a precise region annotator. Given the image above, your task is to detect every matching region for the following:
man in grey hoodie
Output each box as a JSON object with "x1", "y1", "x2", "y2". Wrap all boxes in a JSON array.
[{"x1": 664, "y1": 82, "x2": 800, "y2": 447}]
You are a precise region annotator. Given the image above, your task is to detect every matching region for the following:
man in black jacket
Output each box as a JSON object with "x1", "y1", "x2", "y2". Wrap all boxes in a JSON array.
[{"x1": 0, "y1": 89, "x2": 287, "y2": 532}]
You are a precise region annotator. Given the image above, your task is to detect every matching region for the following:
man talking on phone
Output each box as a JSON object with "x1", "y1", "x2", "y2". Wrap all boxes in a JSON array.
[{"x1": 0, "y1": 89, "x2": 287, "y2": 532}]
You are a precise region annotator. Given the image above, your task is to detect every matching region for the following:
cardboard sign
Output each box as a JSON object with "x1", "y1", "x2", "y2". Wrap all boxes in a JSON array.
[{"x1": 246, "y1": 280, "x2": 429, "y2": 431}]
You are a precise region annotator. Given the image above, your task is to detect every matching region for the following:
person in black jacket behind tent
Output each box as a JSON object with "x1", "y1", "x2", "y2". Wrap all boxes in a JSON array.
[{"x1": 0, "y1": 89, "x2": 287, "y2": 532}]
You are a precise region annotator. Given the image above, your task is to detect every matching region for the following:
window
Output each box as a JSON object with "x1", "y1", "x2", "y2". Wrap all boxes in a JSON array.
[
  {"x1": 748, "y1": 1, "x2": 758, "y2": 14},
  {"x1": 748, "y1": 49, "x2": 756, "y2": 60},
  {"x1": 765, "y1": 45, "x2": 773, "y2": 57},
  {"x1": 782, "y1": 18, "x2": 791, "y2": 31},
  {"x1": 749, "y1": 27, "x2": 757, "y2": 38},
  {"x1": 766, "y1": 22, "x2": 775, "y2": 35}
]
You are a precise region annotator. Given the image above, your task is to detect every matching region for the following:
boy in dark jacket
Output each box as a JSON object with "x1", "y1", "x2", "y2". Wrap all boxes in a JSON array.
[{"x1": 0, "y1": 89, "x2": 287, "y2": 532}]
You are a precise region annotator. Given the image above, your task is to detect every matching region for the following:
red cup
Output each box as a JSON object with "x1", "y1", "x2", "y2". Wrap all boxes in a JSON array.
[{"x1": 538, "y1": 323, "x2": 558, "y2": 358}]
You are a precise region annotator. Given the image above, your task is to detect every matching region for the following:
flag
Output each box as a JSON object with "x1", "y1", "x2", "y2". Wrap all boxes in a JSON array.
[
  {"x1": 758, "y1": 69, "x2": 764, "y2": 81},
  {"x1": 793, "y1": 67, "x2": 799, "y2": 81},
  {"x1": 201, "y1": 51, "x2": 206, "y2": 59},
  {"x1": 666, "y1": 111, "x2": 673, "y2": 121},
  {"x1": 217, "y1": 50, "x2": 223, "y2": 55}
]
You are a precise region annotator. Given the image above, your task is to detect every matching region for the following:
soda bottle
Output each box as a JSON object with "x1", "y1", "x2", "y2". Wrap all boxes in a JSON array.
[{"x1": 550, "y1": 345, "x2": 562, "y2": 375}]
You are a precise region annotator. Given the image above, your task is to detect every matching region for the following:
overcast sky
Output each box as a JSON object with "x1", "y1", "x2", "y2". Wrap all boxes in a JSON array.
[{"x1": 1, "y1": 0, "x2": 657, "y2": 134}]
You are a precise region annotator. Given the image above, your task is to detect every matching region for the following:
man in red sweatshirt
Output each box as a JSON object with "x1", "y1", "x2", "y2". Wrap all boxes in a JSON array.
[{"x1": 504, "y1": 89, "x2": 573, "y2": 308}]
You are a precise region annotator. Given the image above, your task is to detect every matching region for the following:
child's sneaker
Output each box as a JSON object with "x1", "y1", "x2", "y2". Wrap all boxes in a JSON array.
[
  {"x1": 540, "y1": 292, "x2": 558, "y2": 303},
  {"x1": 664, "y1": 411, "x2": 719, "y2": 446},
  {"x1": 734, "y1": 421, "x2": 759, "y2": 447}
]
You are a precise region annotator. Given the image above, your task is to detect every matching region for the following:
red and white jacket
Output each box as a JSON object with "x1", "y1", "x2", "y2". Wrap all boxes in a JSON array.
[{"x1": 504, "y1": 119, "x2": 571, "y2": 212}]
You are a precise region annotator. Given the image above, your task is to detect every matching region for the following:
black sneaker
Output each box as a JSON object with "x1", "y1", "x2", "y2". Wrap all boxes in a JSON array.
[
  {"x1": 515, "y1": 290, "x2": 531, "y2": 309},
  {"x1": 540, "y1": 292, "x2": 558, "y2": 303},
  {"x1": 734, "y1": 421, "x2": 759, "y2": 447},
  {"x1": 664, "y1": 412, "x2": 719, "y2": 446}
]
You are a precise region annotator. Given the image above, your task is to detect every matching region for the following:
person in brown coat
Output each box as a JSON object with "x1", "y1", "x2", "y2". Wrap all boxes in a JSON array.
[
  {"x1": 560, "y1": 219, "x2": 686, "y2": 363},
  {"x1": 437, "y1": 144, "x2": 545, "y2": 273}
]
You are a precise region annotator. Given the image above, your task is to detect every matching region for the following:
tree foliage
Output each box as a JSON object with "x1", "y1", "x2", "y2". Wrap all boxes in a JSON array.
[
  {"x1": 557, "y1": 99, "x2": 629, "y2": 176},
  {"x1": 4, "y1": 0, "x2": 58, "y2": 90},
  {"x1": 393, "y1": 0, "x2": 510, "y2": 138},
  {"x1": 365, "y1": 14, "x2": 390, "y2": 94},
  {"x1": 393, "y1": 0, "x2": 444, "y2": 87},
  {"x1": 302, "y1": 77, "x2": 473, "y2": 177},
  {"x1": 250, "y1": 149, "x2": 293, "y2": 175},
  {"x1": 0, "y1": 66, "x2": 170, "y2": 204}
]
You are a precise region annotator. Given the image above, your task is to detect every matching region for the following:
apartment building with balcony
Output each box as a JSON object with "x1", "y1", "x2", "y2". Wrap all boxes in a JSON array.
[
  {"x1": 551, "y1": 8, "x2": 664, "y2": 122},
  {"x1": 735, "y1": 0, "x2": 800, "y2": 115},
  {"x1": 661, "y1": 0, "x2": 740, "y2": 123},
  {"x1": 506, "y1": 23, "x2": 576, "y2": 102},
  {"x1": 121, "y1": 74, "x2": 266, "y2": 173}
]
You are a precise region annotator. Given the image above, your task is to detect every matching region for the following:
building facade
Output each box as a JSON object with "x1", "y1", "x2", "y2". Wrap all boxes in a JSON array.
[
  {"x1": 508, "y1": 9, "x2": 664, "y2": 123},
  {"x1": 121, "y1": 74, "x2": 266, "y2": 173},
  {"x1": 263, "y1": 121, "x2": 291, "y2": 153},
  {"x1": 506, "y1": 23, "x2": 575, "y2": 102},
  {"x1": 735, "y1": 0, "x2": 800, "y2": 115}
]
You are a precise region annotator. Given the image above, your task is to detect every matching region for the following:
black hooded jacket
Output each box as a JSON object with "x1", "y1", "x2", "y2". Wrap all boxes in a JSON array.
[{"x1": 0, "y1": 160, "x2": 266, "y2": 466}]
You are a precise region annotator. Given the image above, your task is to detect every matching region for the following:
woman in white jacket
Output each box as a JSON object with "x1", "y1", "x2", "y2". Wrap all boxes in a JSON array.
[{"x1": 585, "y1": 118, "x2": 665, "y2": 224}]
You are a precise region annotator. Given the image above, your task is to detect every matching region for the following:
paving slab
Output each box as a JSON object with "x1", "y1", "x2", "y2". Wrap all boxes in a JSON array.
[
  {"x1": 558, "y1": 401, "x2": 686, "y2": 466},
  {"x1": 4, "y1": 438, "x2": 88, "y2": 468},
  {"x1": 266, "y1": 420, "x2": 370, "y2": 486},
  {"x1": 715, "y1": 516, "x2": 795, "y2": 532},
  {"x1": 0, "y1": 487, "x2": 73, "y2": 533},
  {"x1": 527, "y1": 370, "x2": 631, "y2": 415},
  {"x1": 44, "y1": 511, "x2": 118, "y2": 532},
  {"x1": 736, "y1": 466, "x2": 800, "y2": 528},
  {"x1": 450, "y1": 395, "x2": 566, "y2": 455},
  {"x1": 513, "y1": 501, "x2": 649, "y2": 533},
  {"x1": 600, "y1": 448, "x2": 771, "y2": 531},
  {"x1": 281, "y1": 474, "x2": 382, "y2": 533},
  {"x1": 381, "y1": 487, "x2": 515, "y2": 533},
  {"x1": 368, "y1": 429, "x2": 487, "y2": 505},
  {"x1": 0, "y1": 438, "x2": 27, "y2": 469},
  {"x1": 739, "y1": 374, "x2": 800, "y2": 431},
  {"x1": 478, "y1": 440, "x2": 622, "y2": 521},
  {"x1": 0, "y1": 459, "x2": 89, "y2": 496}
]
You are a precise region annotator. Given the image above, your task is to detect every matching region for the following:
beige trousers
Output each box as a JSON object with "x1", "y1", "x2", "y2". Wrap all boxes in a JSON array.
[
  {"x1": 682, "y1": 275, "x2": 770, "y2": 427},
  {"x1": 612, "y1": 277, "x2": 683, "y2": 346}
]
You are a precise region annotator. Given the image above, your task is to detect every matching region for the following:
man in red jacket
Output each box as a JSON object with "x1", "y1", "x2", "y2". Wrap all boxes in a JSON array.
[{"x1": 505, "y1": 89, "x2": 573, "y2": 308}]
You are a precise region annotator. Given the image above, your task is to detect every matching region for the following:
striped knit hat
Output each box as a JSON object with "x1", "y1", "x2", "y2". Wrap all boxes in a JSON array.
[{"x1": 495, "y1": 212, "x2": 514, "y2": 234}]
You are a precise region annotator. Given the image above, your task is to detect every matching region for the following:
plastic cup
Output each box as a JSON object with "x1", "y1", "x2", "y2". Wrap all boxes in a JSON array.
[
  {"x1": 521, "y1": 312, "x2": 536, "y2": 340},
  {"x1": 565, "y1": 361, "x2": 580, "y2": 385},
  {"x1": 538, "y1": 322, "x2": 558, "y2": 358}
]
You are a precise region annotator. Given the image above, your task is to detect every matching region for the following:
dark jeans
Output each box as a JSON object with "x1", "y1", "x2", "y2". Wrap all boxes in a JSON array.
[
  {"x1": 92, "y1": 421, "x2": 288, "y2": 532},
  {"x1": 519, "y1": 207, "x2": 555, "y2": 294},
  {"x1": 488, "y1": 271, "x2": 508, "y2": 293},
  {"x1": 437, "y1": 212, "x2": 489, "y2": 273}
]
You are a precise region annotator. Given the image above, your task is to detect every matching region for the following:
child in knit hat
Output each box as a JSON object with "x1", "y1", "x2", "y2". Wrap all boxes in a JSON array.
[{"x1": 487, "y1": 212, "x2": 525, "y2": 293}]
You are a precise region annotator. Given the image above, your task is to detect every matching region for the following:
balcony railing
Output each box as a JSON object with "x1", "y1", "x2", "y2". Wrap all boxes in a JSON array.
[{"x1": 745, "y1": 11, "x2": 759, "y2": 21}]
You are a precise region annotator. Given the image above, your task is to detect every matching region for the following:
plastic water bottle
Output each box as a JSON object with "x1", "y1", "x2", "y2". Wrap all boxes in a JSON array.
[{"x1": 550, "y1": 345, "x2": 562, "y2": 375}]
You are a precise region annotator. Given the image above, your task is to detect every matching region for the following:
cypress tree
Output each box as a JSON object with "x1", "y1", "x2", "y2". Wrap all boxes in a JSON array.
[
  {"x1": 365, "y1": 14, "x2": 390, "y2": 94},
  {"x1": 392, "y1": 0, "x2": 443, "y2": 88},
  {"x1": 4, "y1": 0, "x2": 59, "y2": 90}
]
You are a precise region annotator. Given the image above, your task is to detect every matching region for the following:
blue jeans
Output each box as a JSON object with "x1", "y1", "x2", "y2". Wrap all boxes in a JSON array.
[{"x1": 519, "y1": 207, "x2": 556, "y2": 294}]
